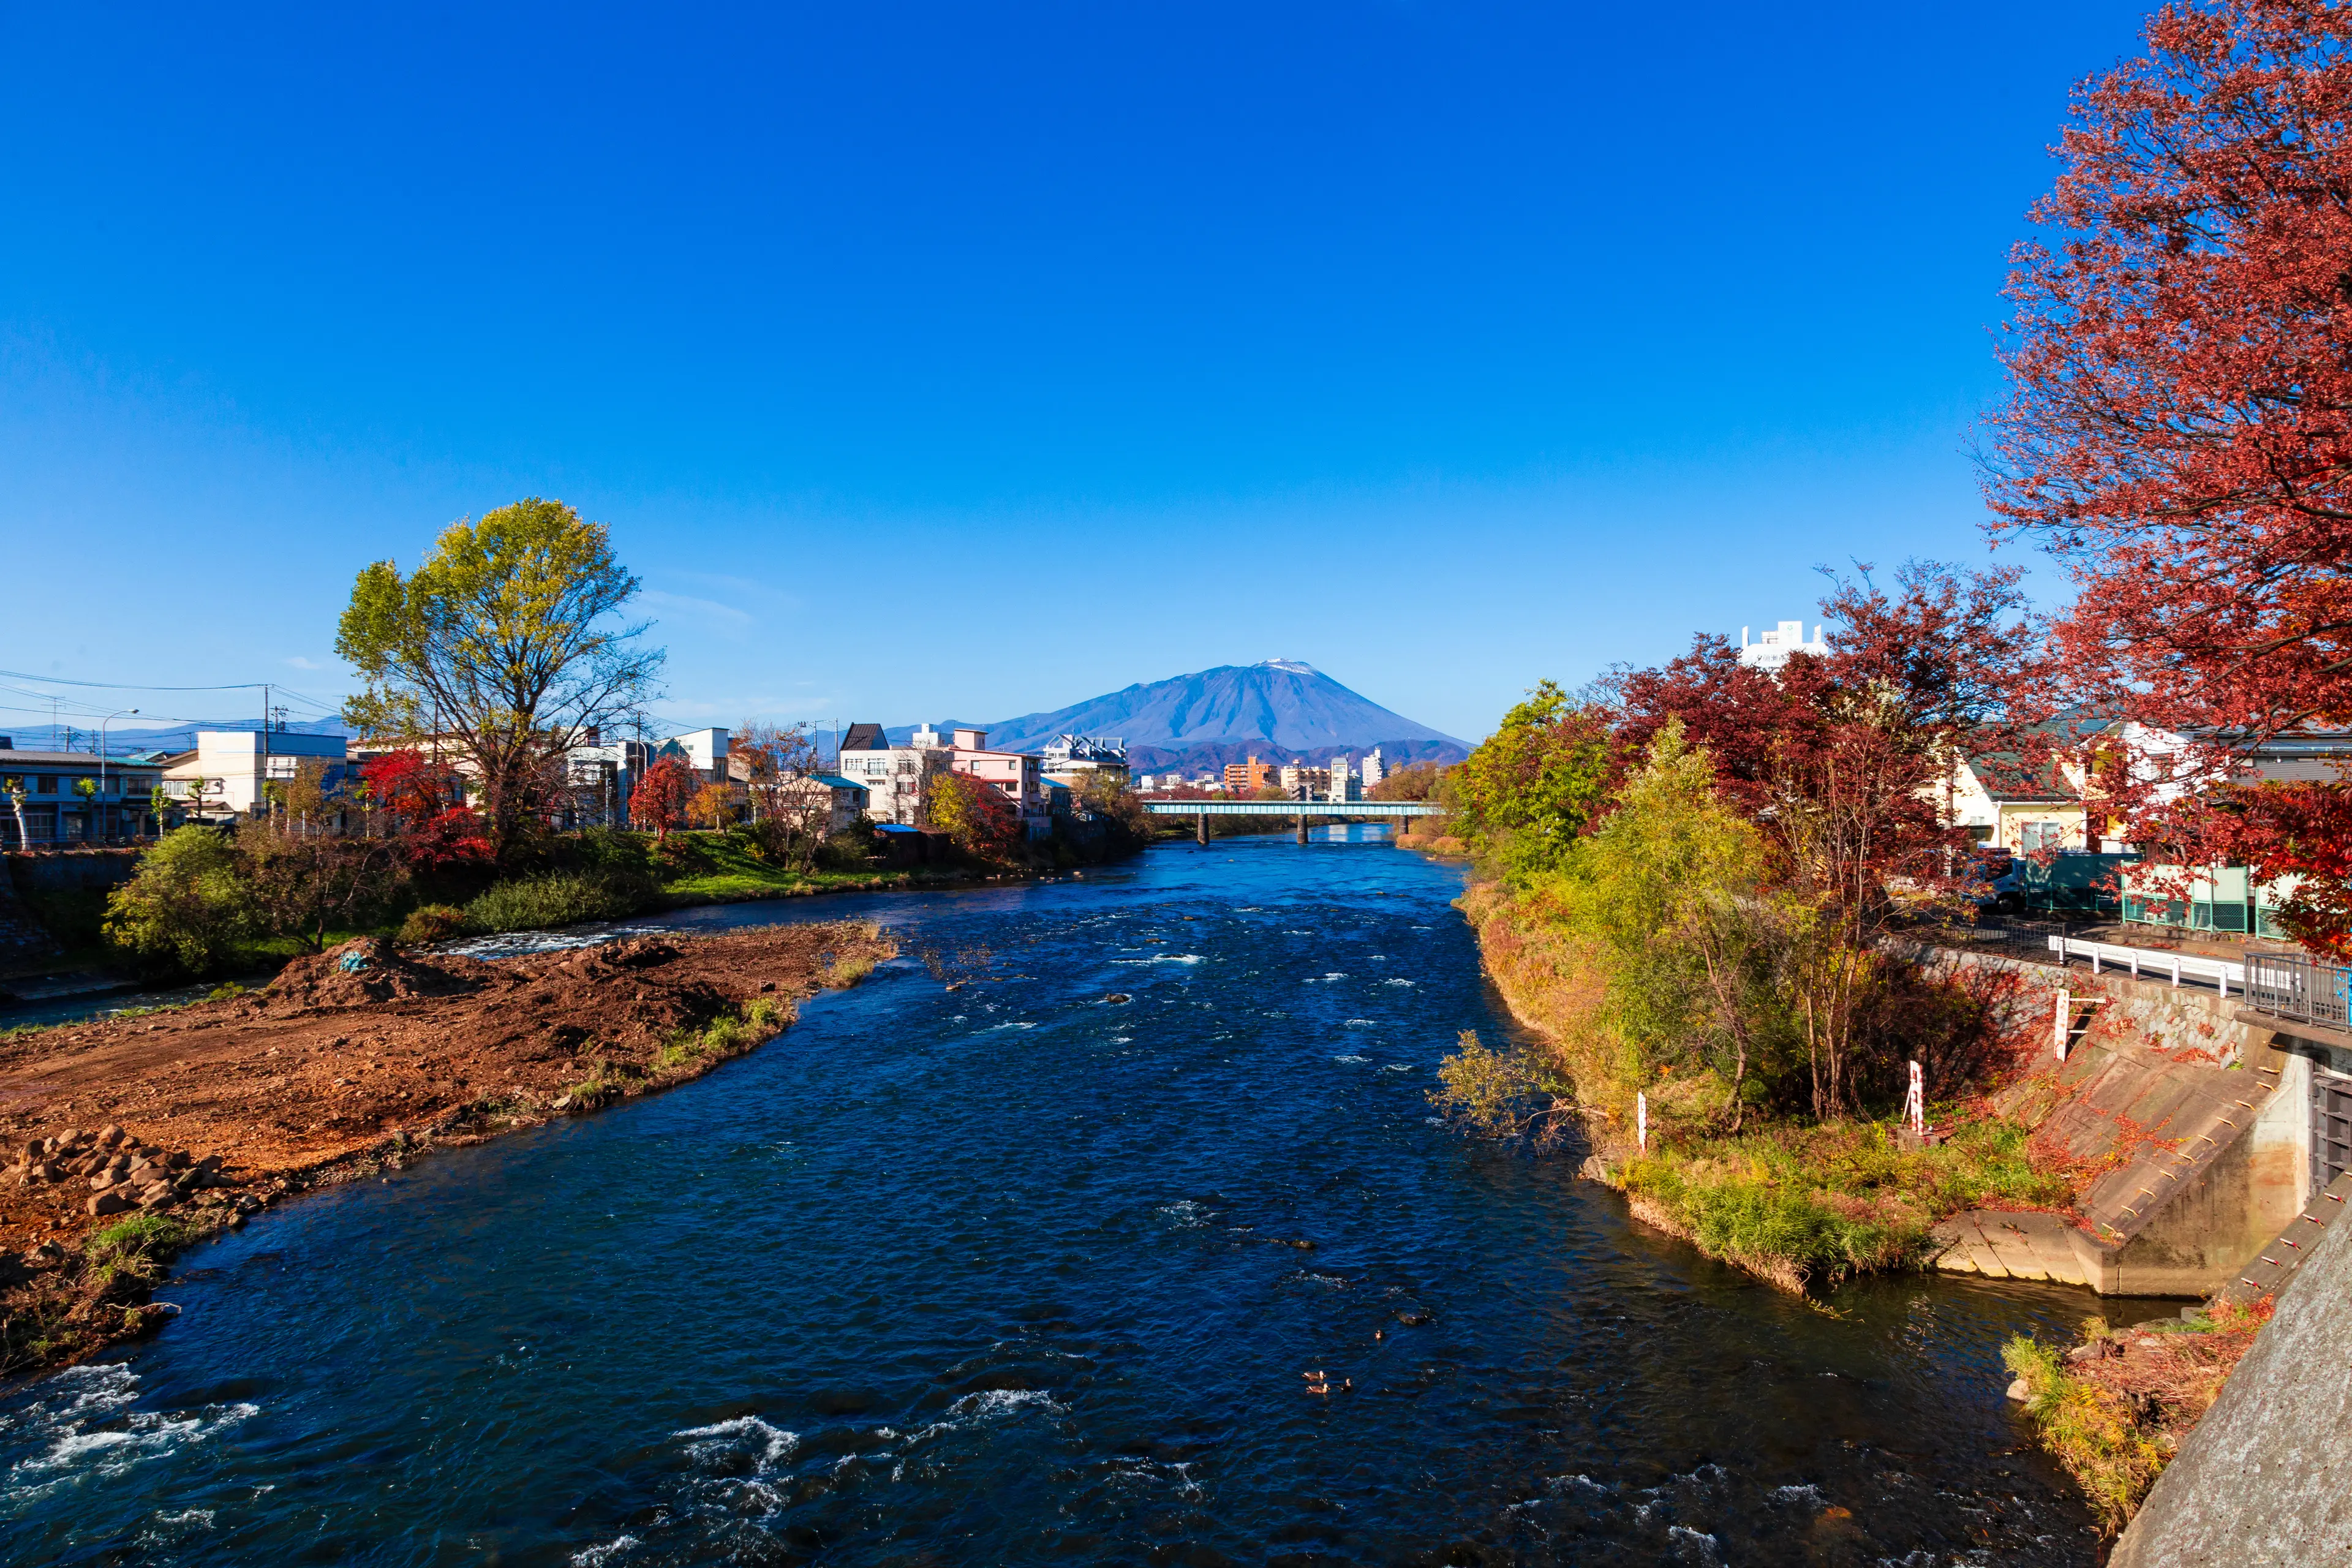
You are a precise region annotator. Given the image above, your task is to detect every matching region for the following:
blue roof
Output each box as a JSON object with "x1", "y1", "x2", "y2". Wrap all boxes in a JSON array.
[
  {"x1": 874, "y1": 823, "x2": 919, "y2": 834},
  {"x1": 807, "y1": 772, "x2": 864, "y2": 790}
]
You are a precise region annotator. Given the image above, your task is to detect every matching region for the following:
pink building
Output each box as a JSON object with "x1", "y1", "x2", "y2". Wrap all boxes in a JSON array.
[{"x1": 944, "y1": 726, "x2": 1049, "y2": 839}]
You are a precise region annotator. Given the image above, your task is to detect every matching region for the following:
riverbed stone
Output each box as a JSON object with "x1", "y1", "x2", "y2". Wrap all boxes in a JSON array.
[{"x1": 86, "y1": 1189, "x2": 130, "y2": 1216}]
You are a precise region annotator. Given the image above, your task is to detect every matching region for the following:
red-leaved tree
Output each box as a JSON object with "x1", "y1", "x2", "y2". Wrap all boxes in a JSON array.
[
  {"x1": 1983, "y1": 0, "x2": 2352, "y2": 951},
  {"x1": 630, "y1": 757, "x2": 697, "y2": 845}
]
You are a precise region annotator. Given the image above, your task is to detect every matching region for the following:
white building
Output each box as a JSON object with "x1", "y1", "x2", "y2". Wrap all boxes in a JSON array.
[
  {"x1": 161, "y1": 729, "x2": 347, "y2": 818},
  {"x1": 1361, "y1": 748, "x2": 1386, "y2": 790},
  {"x1": 835, "y1": 722, "x2": 949, "y2": 826},
  {"x1": 1738, "y1": 619, "x2": 1827, "y2": 673},
  {"x1": 1041, "y1": 734, "x2": 1128, "y2": 793}
]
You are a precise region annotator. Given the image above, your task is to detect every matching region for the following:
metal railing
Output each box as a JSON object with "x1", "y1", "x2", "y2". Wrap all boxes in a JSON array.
[
  {"x1": 2244, "y1": 950, "x2": 2352, "y2": 1035},
  {"x1": 1921, "y1": 914, "x2": 2073, "y2": 968}
]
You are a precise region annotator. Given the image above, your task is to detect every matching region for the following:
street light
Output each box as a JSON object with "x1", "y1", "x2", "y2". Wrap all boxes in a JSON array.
[{"x1": 100, "y1": 708, "x2": 138, "y2": 843}]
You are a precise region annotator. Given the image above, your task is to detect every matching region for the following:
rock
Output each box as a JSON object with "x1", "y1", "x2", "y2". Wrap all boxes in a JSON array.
[
  {"x1": 97, "y1": 1125, "x2": 124, "y2": 1148},
  {"x1": 23, "y1": 1242, "x2": 63, "y2": 1270},
  {"x1": 1395, "y1": 1311, "x2": 1433, "y2": 1327},
  {"x1": 87, "y1": 1189, "x2": 131, "y2": 1216},
  {"x1": 2007, "y1": 1377, "x2": 2032, "y2": 1403},
  {"x1": 89, "y1": 1173, "x2": 116, "y2": 1192}
]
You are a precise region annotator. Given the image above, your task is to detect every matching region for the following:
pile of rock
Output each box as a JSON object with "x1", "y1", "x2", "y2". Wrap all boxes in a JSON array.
[{"x1": 11, "y1": 1126, "x2": 232, "y2": 1216}]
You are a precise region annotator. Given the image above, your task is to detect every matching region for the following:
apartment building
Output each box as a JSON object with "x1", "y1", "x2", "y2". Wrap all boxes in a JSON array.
[{"x1": 0, "y1": 741, "x2": 165, "y2": 845}]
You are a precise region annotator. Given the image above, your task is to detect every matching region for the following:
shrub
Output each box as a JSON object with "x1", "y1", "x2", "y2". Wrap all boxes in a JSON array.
[
  {"x1": 398, "y1": 904, "x2": 467, "y2": 945},
  {"x1": 2002, "y1": 1333, "x2": 2168, "y2": 1534},
  {"x1": 85, "y1": 1213, "x2": 195, "y2": 1285},
  {"x1": 103, "y1": 827, "x2": 257, "y2": 978},
  {"x1": 462, "y1": 872, "x2": 639, "y2": 934}
]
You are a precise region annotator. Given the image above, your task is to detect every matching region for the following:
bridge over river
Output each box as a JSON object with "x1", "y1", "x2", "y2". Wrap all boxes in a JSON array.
[{"x1": 1143, "y1": 798, "x2": 1445, "y2": 843}]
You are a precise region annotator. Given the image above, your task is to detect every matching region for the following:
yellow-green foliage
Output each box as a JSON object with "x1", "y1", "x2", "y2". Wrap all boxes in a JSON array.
[
  {"x1": 1442, "y1": 680, "x2": 1614, "y2": 878},
  {"x1": 103, "y1": 827, "x2": 256, "y2": 977},
  {"x1": 1456, "y1": 723, "x2": 1782, "y2": 1132},
  {"x1": 2002, "y1": 1335, "x2": 2167, "y2": 1535},
  {"x1": 1611, "y1": 1117, "x2": 2068, "y2": 1290}
]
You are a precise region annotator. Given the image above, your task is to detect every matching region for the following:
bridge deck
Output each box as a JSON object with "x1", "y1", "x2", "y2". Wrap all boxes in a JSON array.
[{"x1": 1141, "y1": 799, "x2": 1444, "y2": 817}]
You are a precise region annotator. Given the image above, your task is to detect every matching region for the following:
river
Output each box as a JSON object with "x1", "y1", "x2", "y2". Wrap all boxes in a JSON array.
[{"x1": 0, "y1": 829, "x2": 2116, "y2": 1564}]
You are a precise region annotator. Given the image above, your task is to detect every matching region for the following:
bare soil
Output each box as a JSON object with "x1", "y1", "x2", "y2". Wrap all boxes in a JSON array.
[{"x1": 0, "y1": 919, "x2": 894, "y2": 1374}]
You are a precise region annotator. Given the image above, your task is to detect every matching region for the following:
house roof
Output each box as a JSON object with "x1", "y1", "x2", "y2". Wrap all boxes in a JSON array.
[
  {"x1": 1956, "y1": 712, "x2": 2117, "y2": 804},
  {"x1": 839, "y1": 722, "x2": 888, "y2": 753},
  {"x1": 805, "y1": 773, "x2": 864, "y2": 790},
  {"x1": 0, "y1": 750, "x2": 165, "y2": 769}
]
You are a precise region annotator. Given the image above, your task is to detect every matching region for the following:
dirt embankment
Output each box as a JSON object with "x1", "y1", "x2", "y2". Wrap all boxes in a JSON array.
[{"x1": 0, "y1": 919, "x2": 894, "y2": 1375}]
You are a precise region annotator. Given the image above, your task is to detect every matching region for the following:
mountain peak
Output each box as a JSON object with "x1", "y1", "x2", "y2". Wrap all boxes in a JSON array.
[{"x1": 913, "y1": 662, "x2": 1467, "y2": 772}]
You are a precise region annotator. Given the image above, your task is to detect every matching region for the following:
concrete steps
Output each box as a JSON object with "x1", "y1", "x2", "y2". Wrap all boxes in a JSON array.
[{"x1": 1931, "y1": 1209, "x2": 2096, "y2": 1286}]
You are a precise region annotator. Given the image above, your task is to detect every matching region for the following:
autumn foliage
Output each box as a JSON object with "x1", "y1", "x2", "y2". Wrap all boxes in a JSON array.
[
  {"x1": 927, "y1": 771, "x2": 1022, "y2": 858},
  {"x1": 630, "y1": 757, "x2": 698, "y2": 843},
  {"x1": 1985, "y1": 0, "x2": 2352, "y2": 949}
]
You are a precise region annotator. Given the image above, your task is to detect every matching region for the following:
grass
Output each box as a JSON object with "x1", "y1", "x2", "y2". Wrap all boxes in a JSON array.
[
  {"x1": 2002, "y1": 1331, "x2": 2169, "y2": 1536},
  {"x1": 85, "y1": 1212, "x2": 198, "y2": 1286},
  {"x1": 1612, "y1": 1115, "x2": 2075, "y2": 1291},
  {"x1": 463, "y1": 871, "x2": 641, "y2": 933},
  {"x1": 582, "y1": 998, "x2": 795, "y2": 1102},
  {"x1": 2001, "y1": 1297, "x2": 2274, "y2": 1537}
]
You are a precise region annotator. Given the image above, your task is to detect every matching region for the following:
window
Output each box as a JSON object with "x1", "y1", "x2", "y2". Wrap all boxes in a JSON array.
[
  {"x1": 34, "y1": 775, "x2": 54, "y2": 794},
  {"x1": 2018, "y1": 821, "x2": 2067, "y2": 851}
]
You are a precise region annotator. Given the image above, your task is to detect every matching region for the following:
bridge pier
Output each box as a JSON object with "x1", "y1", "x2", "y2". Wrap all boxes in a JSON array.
[
  {"x1": 1295, "y1": 815, "x2": 1310, "y2": 845},
  {"x1": 1196, "y1": 811, "x2": 1208, "y2": 845}
]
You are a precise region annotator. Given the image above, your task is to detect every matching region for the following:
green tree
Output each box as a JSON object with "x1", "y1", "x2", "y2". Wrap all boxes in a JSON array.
[
  {"x1": 1444, "y1": 680, "x2": 1614, "y2": 878},
  {"x1": 103, "y1": 827, "x2": 256, "y2": 977},
  {"x1": 2, "y1": 776, "x2": 28, "y2": 848},
  {"x1": 336, "y1": 498, "x2": 664, "y2": 862}
]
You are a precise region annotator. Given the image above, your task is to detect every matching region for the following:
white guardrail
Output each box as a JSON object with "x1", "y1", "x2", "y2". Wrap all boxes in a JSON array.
[{"x1": 2046, "y1": 935, "x2": 2245, "y2": 998}]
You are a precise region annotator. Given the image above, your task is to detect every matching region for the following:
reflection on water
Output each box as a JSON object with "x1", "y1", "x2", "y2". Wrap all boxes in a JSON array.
[{"x1": 0, "y1": 829, "x2": 2106, "y2": 1563}]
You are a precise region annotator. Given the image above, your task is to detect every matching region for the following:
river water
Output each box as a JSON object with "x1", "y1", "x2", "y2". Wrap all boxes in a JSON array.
[{"x1": 0, "y1": 830, "x2": 2115, "y2": 1564}]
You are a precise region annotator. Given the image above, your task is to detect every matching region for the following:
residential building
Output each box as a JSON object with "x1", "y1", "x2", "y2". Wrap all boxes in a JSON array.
[
  {"x1": 1223, "y1": 756, "x2": 1273, "y2": 794},
  {"x1": 775, "y1": 772, "x2": 872, "y2": 835},
  {"x1": 0, "y1": 745, "x2": 166, "y2": 846},
  {"x1": 836, "y1": 722, "x2": 950, "y2": 826},
  {"x1": 1738, "y1": 619, "x2": 1827, "y2": 673},
  {"x1": 1041, "y1": 734, "x2": 1128, "y2": 793},
  {"x1": 944, "y1": 726, "x2": 1050, "y2": 839},
  {"x1": 1277, "y1": 762, "x2": 1330, "y2": 797},
  {"x1": 160, "y1": 729, "x2": 347, "y2": 821},
  {"x1": 1361, "y1": 748, "x2": 1386, "y2": 790}
]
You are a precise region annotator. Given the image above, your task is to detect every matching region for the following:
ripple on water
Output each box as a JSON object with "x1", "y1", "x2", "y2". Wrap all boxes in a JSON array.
[{"x1": 0, "y1": 1363, "x2": 257, "y2": 1510}]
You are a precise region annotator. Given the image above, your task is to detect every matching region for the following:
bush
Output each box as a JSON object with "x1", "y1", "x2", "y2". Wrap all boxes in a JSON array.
[
  {"x1": 462, "y1": 872, "x2": 640, "y2": 934},
  {"x1": 2002, "y1": 1333, "x2": 2168, "y2": 1534},
  {"x1": 103, "y1": 827, "x2": 256, "y2": 978},
  {"x1": 85, "y1": 1213, "x2": 195, "y2": 1285},
  {"x1": 815, "y1": 831, "x2": 873, "y2": 872},
  {"x1": 398, "y1": 904, "x2": 467, "y2": 946}
]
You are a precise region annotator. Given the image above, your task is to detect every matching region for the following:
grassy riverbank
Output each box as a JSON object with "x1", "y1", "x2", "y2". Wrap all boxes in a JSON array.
[
  {"x1": 1441, "y1": 767, "x2": 2070, "y2": 1297},
  {"x1": 2000, "y1": 1300, "x2": 2273, "y2": 1537}
]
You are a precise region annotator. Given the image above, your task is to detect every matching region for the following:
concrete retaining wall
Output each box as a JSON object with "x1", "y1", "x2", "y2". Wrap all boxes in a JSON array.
[
  {"x1": 1918, "y1": 948, "x2": 2313, "y2": 1296},
  {"x1": 4, "y1": 848, "x2": 143, "y2": 893},
  {"x1": 2109, "y1": 1194, "x2": 2352, "y2": 1564}
]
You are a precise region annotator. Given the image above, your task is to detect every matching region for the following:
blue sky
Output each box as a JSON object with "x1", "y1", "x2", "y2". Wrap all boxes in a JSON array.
[{"x1": 0, "y1": 1, "x2": 2153, "y2": 745}]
